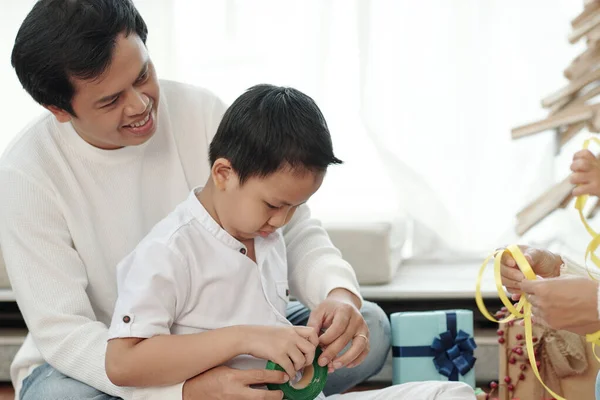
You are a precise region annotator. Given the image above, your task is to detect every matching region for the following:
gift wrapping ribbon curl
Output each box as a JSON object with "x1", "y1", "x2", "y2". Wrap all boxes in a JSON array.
[
  {"x1": 476, "y1": 136, "x2": 600, "y2": 399},
  {"x1": 476, "y1": 244, "x2": 566, "y2": 400}
]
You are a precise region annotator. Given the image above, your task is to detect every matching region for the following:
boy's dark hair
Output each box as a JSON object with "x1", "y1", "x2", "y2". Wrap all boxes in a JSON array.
[
  {"x1": 11, "y1": 0, "x2": 148, "y2": 116},
  {"x1": 209, "y1": 84, "x2": 343, "y2": 184}
]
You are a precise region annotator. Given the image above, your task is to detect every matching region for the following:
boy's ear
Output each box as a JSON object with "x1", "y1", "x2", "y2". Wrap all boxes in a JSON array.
[
  {"x1": 211, "y1": 158, "x2": 236, "y2": 190},
  {"x1": 45, "y1": 105, "x2": 73, "y2": 123}
]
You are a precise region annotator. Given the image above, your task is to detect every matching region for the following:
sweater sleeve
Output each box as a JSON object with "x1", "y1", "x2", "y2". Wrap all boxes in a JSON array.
[
  {"x1": 559, "y1": 254, "x2": 600, "y2": 322},
  {"x1": 559, "y1": 255, "x2": 600, "y2": 279},
  {"x1": 283, "y1": 204, "x2": 362, "y2": 310},
  {"x1": 0, "y1": 168, "x2": 183, "y2": 400}
]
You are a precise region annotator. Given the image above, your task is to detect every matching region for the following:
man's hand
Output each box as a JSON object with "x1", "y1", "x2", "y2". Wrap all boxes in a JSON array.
[
  {"x1": 183, "y1": 366, "x2": 288, "y2": 400},
  {"x1": 307, "y1": 288, "x2": 369, "y2": 372},
  {"x1": 521, "y1": 276, "x2": 600, "y2": 333}
]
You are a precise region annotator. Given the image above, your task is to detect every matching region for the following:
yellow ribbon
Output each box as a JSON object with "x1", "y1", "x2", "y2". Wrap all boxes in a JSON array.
[
  {"x1": 474, "y1": 135, "x2": 600, "y2": 399},
  {"x1": 575, "y1": 137, "x2": 600, "y2": 361},
  {"x1": 476, "y1": 244, "x2": 566, "y2": 400},
  {"x1": 575, "y1": 137, "x2": 600, "y2": 280},
  {"x1": 476, "y1": 137, "x2": 600, "y2": 398}
]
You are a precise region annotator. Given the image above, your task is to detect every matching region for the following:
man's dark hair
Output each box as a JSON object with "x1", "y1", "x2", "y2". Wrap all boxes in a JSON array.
[
  {"x1": 11, "y1": 0, "x2": 148, "y2": 116},
  {"x1": 209, "y1": 84, "x2": 342, "y2": 184}
]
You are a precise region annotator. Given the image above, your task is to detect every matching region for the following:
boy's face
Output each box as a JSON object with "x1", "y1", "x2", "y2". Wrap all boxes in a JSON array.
[
  {"x1": 47, "y1": 33, "x2": 160, "y2": 150},
  {"x1": 213, "y1": 161, "x2": 325, "y2": 241}
]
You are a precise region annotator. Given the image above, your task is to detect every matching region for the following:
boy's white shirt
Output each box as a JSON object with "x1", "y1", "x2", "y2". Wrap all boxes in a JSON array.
[
  {"x1": 109, "y1": 187, "x2": 316, "y2": 384},
  {"x1": 0, "y1": 80, "x2": 362, "y2": 400}
]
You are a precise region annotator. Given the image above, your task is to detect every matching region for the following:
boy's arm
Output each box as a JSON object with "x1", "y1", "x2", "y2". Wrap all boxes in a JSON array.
[
  {"x1": 106, "y1": 237, "x2": 293, "y2": 388},
  {"x1": 282, "y1": 204, "x2": 362, "y2": 309},
  {"x1": 106, "y1": 328, "x2": 246, "y2": 387}
]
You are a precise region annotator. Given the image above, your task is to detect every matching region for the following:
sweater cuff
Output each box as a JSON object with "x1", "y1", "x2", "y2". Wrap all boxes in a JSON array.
[
  {"x1": 132, "y1": 382, "x2": 184, "y2": 400},
  {"x1": 314, "y1": 257, "x2": 363, "y2": 309},
  {"x1": 321, "y1": 273, "x2": 363, "y2": 309},
  {"x1": 559, "y1": 254, "x2": 600, "y2": 279},
  {"x1": 558, "y1": 255, "x2": 600, "y2": 321}
]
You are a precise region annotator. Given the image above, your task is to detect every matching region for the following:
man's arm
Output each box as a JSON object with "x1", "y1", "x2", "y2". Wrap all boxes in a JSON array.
[
  {"x1": 0, "y1": 168, "x2": 182, "y2": 400},
  {"x1": 282, "y1": 204, "x2": 362, "y2": 309}
]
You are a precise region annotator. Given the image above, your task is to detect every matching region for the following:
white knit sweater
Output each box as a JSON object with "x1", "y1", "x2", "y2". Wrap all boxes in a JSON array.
[{"x1": 0, "y1": 80, "x2": 361, "y2": 399}]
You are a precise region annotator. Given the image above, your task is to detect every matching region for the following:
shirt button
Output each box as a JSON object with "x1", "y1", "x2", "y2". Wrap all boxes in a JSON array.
[
  {"x1": 240, "y1": 248, "x2": 247, "y2": 255},
  {"x1": 123, "y1": 315, "x2": 131, "y2": 323}
]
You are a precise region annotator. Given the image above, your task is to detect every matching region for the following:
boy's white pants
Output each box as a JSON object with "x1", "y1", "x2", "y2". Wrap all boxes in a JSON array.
[{"x1": 328, "y1": 381, "x2": 476, "y2": 400}]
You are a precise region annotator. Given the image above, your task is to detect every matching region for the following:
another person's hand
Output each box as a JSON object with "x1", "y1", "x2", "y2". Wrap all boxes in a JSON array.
[
  {"x1": 308, "y1": 288, "x2": 369, "y2": 373},
  {"x1": 183, "y1": 366, "x2": 288, "y2": 400},
  {"x1": 521, "y1": 276, "x2": 600, "y2": 334},
  {"x1": 500, "y1": 245, "x2": 562, "y2": 300},
  {"x1": 244, "y1": 325, "x2": 318, "y2": 379},
  {"x1": 570, "y1": 149, "x2": 600, "y2": 197}
]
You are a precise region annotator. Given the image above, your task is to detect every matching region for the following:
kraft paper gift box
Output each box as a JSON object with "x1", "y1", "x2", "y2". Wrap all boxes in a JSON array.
[
  {"x1": 390, "y1": 310, "x2": 477, "y2": 388},
  {"x1": 489, "y1": 311, "x2": 599, "y2": 400}
]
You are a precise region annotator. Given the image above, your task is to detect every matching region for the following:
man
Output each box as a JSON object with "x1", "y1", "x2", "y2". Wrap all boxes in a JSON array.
[{"x1": 3, "y1": 1, "x2": 474, "y2": 399}]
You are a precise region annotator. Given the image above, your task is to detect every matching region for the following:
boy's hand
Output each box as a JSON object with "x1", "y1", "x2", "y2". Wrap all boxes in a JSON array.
[
  {"x1": 308, "y1": 289, "x2": 369, "y2": 372},
  {"x1": 570, "y1": 149, "x2": 600, "y2": 197},
  {"x1": 244, "y1": 325, "x2": 318, "y2": 379}
]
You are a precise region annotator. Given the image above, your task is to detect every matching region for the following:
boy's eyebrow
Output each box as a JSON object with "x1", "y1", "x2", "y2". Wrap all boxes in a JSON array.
[{"x1": 94, "y1": 60, "x2": 149, "y2": 106}]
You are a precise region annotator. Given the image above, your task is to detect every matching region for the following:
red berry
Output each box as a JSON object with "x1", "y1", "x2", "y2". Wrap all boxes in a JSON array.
[
  {"x1": 498, "y1": 337, "x2": 505, "y2": 344},
  {"x1": 490, "y1": 381, "x2": 498, "y2": 389},
  {"x1": 504, "y1": 376, "x2": 511, "y2": 383},
  {"x1": 532, "y1": 337, "x2": 538, "y2": 343},
  {"x1": 520, "y1": 364, "x2": 527, "y2": 371},
  {"x1": 516, "y1": 334, "x2": 523, "y2": 340},
  {"x1": 508, "y1": 321, "x2": 515, "y2": 326},
  {"x1": 508, "y1": 383, "x2": 514, "y2": 391},
  {"x1": 497, "y1": 329, "x2": 505, "y2": 336},
  {"x1": 509, "y1": 357, "x2": 516, "y2": 364},
  {"x1": 519, "y1": 373, "x2": 525, "y2": 380},
  {"x1": 513, "y1": 347, "x2": 524, "y2": 355}
]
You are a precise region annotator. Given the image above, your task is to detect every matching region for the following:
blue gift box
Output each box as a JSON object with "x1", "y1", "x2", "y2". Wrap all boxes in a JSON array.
[{"x1": 390, "y1": 309, "x2": 476, "y2": 387}]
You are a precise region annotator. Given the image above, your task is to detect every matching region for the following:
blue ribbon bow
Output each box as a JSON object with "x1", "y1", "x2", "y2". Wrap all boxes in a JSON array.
[
  {"x1": 392, "y1": 311, "x2": 477, "y2": 381},
  {"x1": 431, "y1": 329, "x2": 477, "y2": 379}
]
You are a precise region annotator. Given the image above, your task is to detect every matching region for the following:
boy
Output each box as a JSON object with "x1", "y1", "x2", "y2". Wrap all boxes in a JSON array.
[
  {"x1": 104, "y1": 84, "x2": 477, "y2": 400},
  {"x1": 105, "y1": 84, "x2": 356, "y2": 397}
]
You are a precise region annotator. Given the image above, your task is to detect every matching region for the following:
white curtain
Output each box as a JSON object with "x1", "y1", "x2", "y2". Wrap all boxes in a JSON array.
[{"x1": 1, "y1": 0, "x2": 585, "y2": 260}]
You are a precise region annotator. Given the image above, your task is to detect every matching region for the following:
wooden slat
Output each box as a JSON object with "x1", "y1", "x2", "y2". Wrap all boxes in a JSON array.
[
  {"x1": 572, "y1": 1, "x2": 600, "y2": 29},
  {"x1": 516, "y1": 177, "x2": 575, "y2": 236},
  {"x1": 569, "y1": 12, "x2": 600, "y2": 44},
  {"x1": 558, "y1": 121, "x2": 586, "y2": 151},
  {"x1": 541, "y1": 68, "x2": 600, "y2": 108},
  {"x1": 511, "y1": 105, "x2": 594, "y2": 140}
]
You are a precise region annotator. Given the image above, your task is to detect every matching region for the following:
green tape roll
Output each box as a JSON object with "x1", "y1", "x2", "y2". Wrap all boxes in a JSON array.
[{"x1": 266, "y1": 347, "x2": 328, "y2": 400}]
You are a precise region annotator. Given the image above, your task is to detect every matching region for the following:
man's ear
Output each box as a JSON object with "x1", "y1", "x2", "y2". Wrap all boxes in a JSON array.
[
  {"x1": 45, "y1": 105, "x2": 72, "y2": 123},
  {"x1": 211, "y1": 158, "x2": 237, "y2": 190}
]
